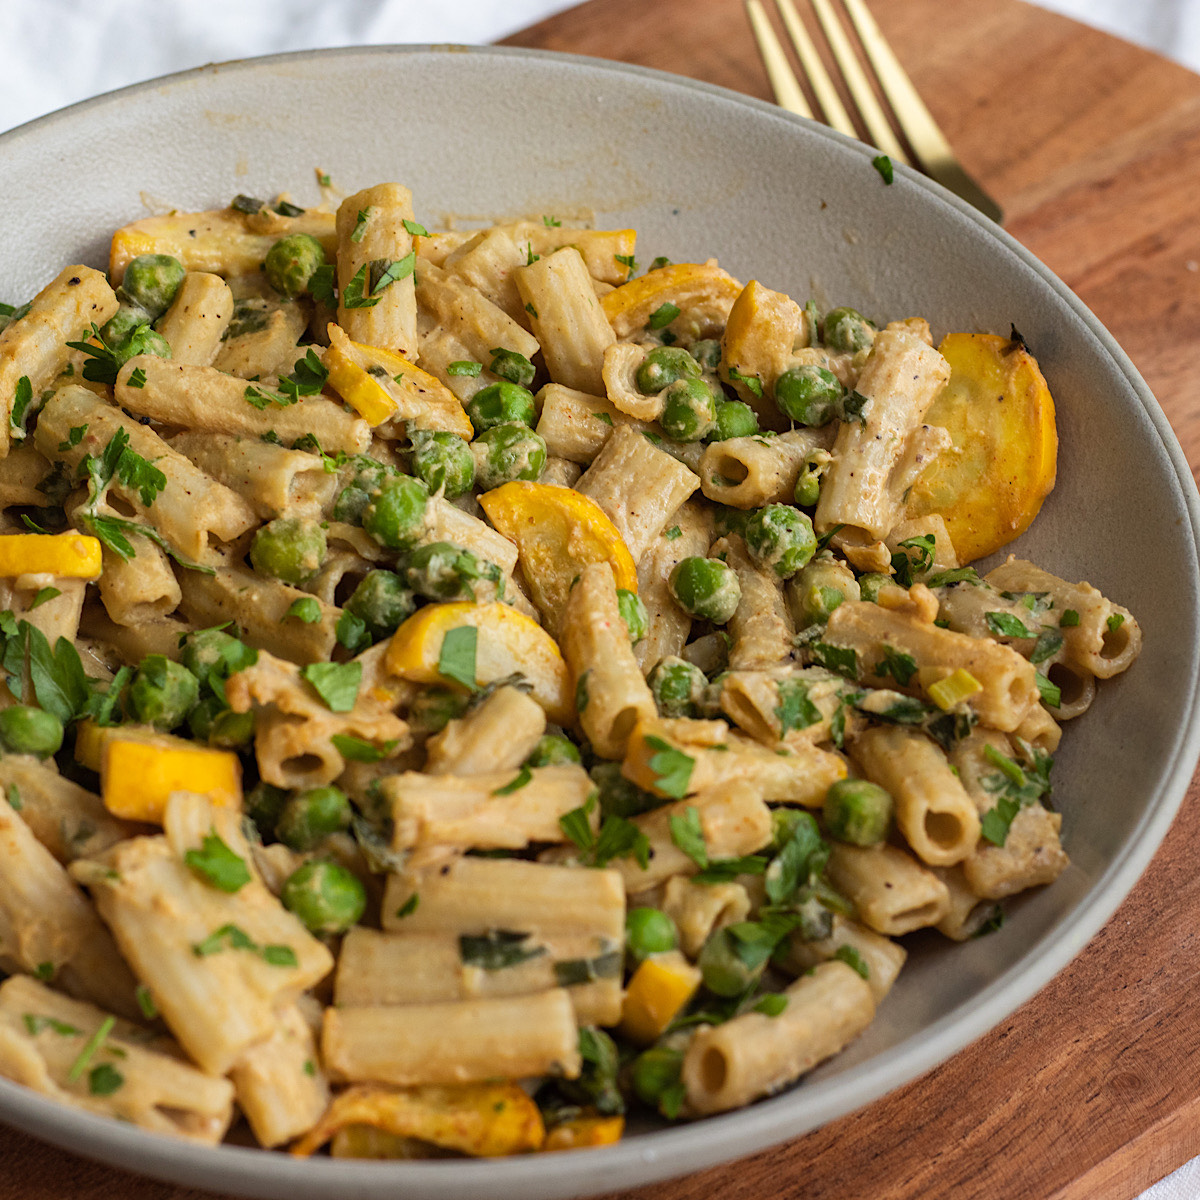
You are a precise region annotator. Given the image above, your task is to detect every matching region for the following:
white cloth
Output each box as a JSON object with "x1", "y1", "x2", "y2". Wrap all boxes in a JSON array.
[{"x1": 0, "y1": 1, "x2": 1197, "y2": 1197}]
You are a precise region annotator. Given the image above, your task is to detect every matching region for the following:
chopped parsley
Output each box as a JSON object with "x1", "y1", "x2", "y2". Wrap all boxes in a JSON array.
[
  {"x1": 57, "y1": 424, "x2": 88, "y2": 452},
  {"x1": 135, "y1": 985, "x2": 158, "y2": 1020},
  {"x1": 192, "y1": 923, "x2": 297, "y2": 966},
  {"x1": 492, "y1": 766, "x2": 533, "y2": 796},
  {"x1": 402, "y1": 218, "x2": 428, "y2": 237},
  {"x1": 872, "y1": 154, "x2": 894, "y2": 184},
  {"x1": 985, "y1": 611, "x2": 1033, "y2": 639},
  {"x1": 727, "y1": 367, "x2": 763, "y2": 398},
  {"x1": 350, "y1": 208, "x2": 372, "y2": 242},
  {"x1": 335, "y1": 609, "x2": 371, "y2": 655},
  {"x1": 834, "y1": 944, "x2": 870, "y2": 979},
  {"x1": 648, "y1": 302, "x2": 681, "y2": 330},
  {"x1": 591, "y1": 411, "x2": 613, "y2": 426},
  {"x1": 459, "y1": 930, "x2": 545, "y2": 971},
  {"x1": 615, "y1": 252, "x2": 637, "y2": 277},
  {"x1": 1107, "y1": 613, "x2": 1126, "y2": 634},
  {"x1": 284, "y1": 597, "x2": 322, "y2": 624},
  {"x1": 394, "y1": 893, "x2": 419, "y2": 919},
  {"x1": 644, "y1": 735, "x2": 694, "y2": 799},
  {"x1": 693, "y1": 854, "x2": 768, "y2": 884},
  {"x1": 301, "y1": 661, "x2": 362, "y2": 713},
  {"x1": 668, "y1": 806, "x2": 708, "y2": 868},
  {"x1": 28, "y1": 587, "x2": 60, "y2": 611},
  {"x1": 1059, "y1": 609, "x2": 1080, "y2": 628},
  {"x1": 88, "y1": 1063, "x2": 124, "y2": 1096},
  {"x1": 446, "y1": 360, "x2": 483, "y2": 377},
  {"x1": 66, "y1": 1016, "x2": 115, "y2": 1083},
  {"x1": 127, "y1": 367, "x2": 147, "y2": 389},
  {"x1": 664, "y1": 525, "x2": 682, "y2": 541},
  {"x1": 775, "y1": 678, "x2": 822, "y2": 735},
  {"x1": 873, "y1": 644, "x2": 918, "y2": 687},
  {"x1": 331, "y1": 733, "x2": 399, "y2": 763},
  {"x1": 809, "y1": 642, "x2": 858, "y2": 681},
  {"x1": 184, "y1": 830, "x2": 251, "y2": 893},
  {"x1": 437, "y1": 625, "x2": 479, "y2": 691},
  {"x1": 754, "y1": 993, "x2": 789, "y2": 1017}
]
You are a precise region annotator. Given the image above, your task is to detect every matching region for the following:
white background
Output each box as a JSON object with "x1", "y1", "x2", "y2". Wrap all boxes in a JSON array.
[{"x1": 0, "y1": 0, "x2": 1196, "y2": 1196}]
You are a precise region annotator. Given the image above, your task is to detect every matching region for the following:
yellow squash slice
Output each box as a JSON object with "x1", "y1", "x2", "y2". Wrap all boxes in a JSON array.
[
  {"x1": 386, "y1": 601, "x2": 572, "y2": 725},
  {"x1": 0, "y1": 532, "x2": 102, "y2": 579},
  {"x1": 478, "y1": 482, "x2": 637, "y2": 636},
  {"x1": 601, "y1": 261, "x2": 742, "y2": 340},
  {"x1": 324, "y1": 324, "x2": 473, "y2": 437},
  {"x1": 905, "y1": 332, "x2": 1057, "y2": 563},
  {"x1": 542, "y1": 1115, "x2": 625, "y2": 1151},
  {"x1": 291, "y1": 1083, "x2": 544, "y2": 1158},
  {"x1": 620, "y1": 952, "x2": 703, "y2": 1044}
]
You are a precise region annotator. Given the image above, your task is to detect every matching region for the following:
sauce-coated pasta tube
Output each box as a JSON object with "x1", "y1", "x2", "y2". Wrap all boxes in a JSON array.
[
  {"x1": 563, "y1": 561, "x2": 656, "y2": 759},
  {"x1": 714, "y1": 534, "x2": 795, "y2": 670},
  {"x1": 156, "y1": 272, "x2": 234, "y2": 365},
  {"x1": 778, "y1": 915, "x2": 906, "y2": 1004},
  {"x1": 0, "y1": 266, "x2": 118, "y2": 454},
  {"x1": 336, "y1": 184, "x2": 418, "y2": 356},
  {"x1": 113, "y1": 357, "x2": 371, "y2": 456},
  {"x1": 655, "y1": 876, "x2": 752, "y2": 959},
  {"x1": 423, "y1": 685, "x2": 545, "y2": 776},
  {"x1": 682, "y1": 960, "x2": 874, "y2": 1115},
  {"x1": 825, "y1": 842, "x2": 951, "y2": 935},
  {"x1": 323, "y1": 990, "x2": 582, "y2": 1087},
  {"x1": 700, "y1": 428, "x2": 833, "y2": 509},
  {"x1": 851, "y1": 725, "x2": 981, "y2": 867}
]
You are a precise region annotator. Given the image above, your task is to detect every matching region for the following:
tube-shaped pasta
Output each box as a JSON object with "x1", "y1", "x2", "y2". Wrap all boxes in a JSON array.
[
  {"x1": 1013, "y1": 699, "x2": 1064, "y2": 750},
  {"x1": 563, "y1": 561, "x2": 656, "y2": 759},
  {"x1": 35, "y1": 386, "x2": 258, "y2": 560},
  {"x1": 323, "y1": 990, "x2": 582, "y2": 1087},
  {"x1": 76, "y1": 825, "x2": 333, "y2": 1076},
  {"x1": 381, "y1": 858, "x2": 625, "y2": 940},
  {"x1": 425, "y1": 497, "x2": 519, "y2": 576},
  {"x1": 656, "y1": 876, "x2": 752, "y2": 958},
  {"x1": 823, "y1": 592, "x2": 1040, "y2": 731},
  {"x1": 700, "y1": 428, "x2": 834, "y2": 509},
  {"x1": 536, "y1": 382, "x2": 651, "y2": 465},
  {"x1": 682, "y1": 960, "x2": 874, "y2": 1115},
  {"x1": 95, "y1": 537, "x2": 181, "y2": 625},
  {"x1": 156, "y1": 272, "x2": 234, "y2": 365},
  {"x1": 169, "y1": 432, "x2": 336, "y2": 520},
  {"x1": 0, "y1": 976, "x2": 234, "y2": 1144},
  {"x1": 716, "y1": 667, "x2": 845, "y2": 747},
  {"x1": 0, "y1": 575, "x2": 86, "y2": 650},
  {"x1": 0, "y1": 802, "x2": 140, "y2": 1020},
  {"x1": 814, "y1": 329, "x2": 952, "y2": 547},
  {"x1": 516, "y1": 247, "x2": 615, "y2": 395},
  {"x1": 423, "y1": 685, "x2": 545, "y2": 776},
  {"x1": 851, "y1": 725, "x2": 981, "y2": 867},
  {"x1": 634, "y1": 499, "x2": 712, "y2": 673},
  {"x1": 713, "y1": 534, "x2": 795, "y2": 670},
  {"x1": 0, "y1": 266, "x2": 118, "y2": 454},
  {"x1": 334, "y1": 928, "x2": 622, "y2": 1026},
  {"x1": 77, "y1": 606, "x2": 190, "y2": 666},
  {"x1": 113, "y1": 357, "x2": 371, "y2": 456},
  {"x1": 416, "y1": 263, "x2": 540, "y2": 367},
  {"x1": 825, "y1": 842, "x2": 951, "y2": 935},
  {"x1": 623, "y1": 716, "x2": 847, "y2": 807},
  {"x1": 932, "y1": 865, "x2": 999, "y2": 941},
  {"x1": 442, "y1": 227, "x2": 529, "y2": 324},
  {"x1": 777, "y1": 915, "x2": 906, "y2": 1004},
  {"x1": 0, "y1": 757, "x2": 145, "y2": 864},
  {"x1": 986, "y1": 557, "x2": 1141, "y2": 679},
  {"x1": 383, "y1": 765, "x2": 594, "y2": 855},
  {"x1": 229, "y1": 1004, "x2": 329, "y2": 1149},
  {"x1": 178, "y1": 565, "x2": 340, "y2": 665},
  {"x1": 576, "y1": 425, "x2": 700, "y2": 561},
  {"x1": 336, "y1": 184, "x2": 418, "y2": 357},
  {"x1": 0, "y1": 442, "x2": 55, "y2": 513}
]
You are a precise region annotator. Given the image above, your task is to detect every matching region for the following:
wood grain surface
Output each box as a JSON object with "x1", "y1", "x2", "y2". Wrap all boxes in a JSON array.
[{"x1": 2, "y1": 2, "x2": 1198, "y2": 1198}]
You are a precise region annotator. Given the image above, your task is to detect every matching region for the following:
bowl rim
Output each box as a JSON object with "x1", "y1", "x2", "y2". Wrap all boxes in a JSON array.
[{"x1": 2, "y1": 40, "x2": 1199, "y2": 1200}]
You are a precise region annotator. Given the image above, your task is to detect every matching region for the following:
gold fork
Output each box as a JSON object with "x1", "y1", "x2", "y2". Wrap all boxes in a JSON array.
[{"x1": 746, "y1": 0, "x2": 1003, "y2": 223}]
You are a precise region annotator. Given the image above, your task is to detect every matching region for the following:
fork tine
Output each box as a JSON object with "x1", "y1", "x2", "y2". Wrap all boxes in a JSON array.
[
  {"x1": 775, "y1": 0, "x2": 856, "y2": 139},
  {"x1": 808, "y1": 0, "x2": 910, "y2": 164},
  {"x1": 746, "y1": 0, "x2": 815, "y2": 120},
  {"x1": 841, "y1": 0, "x2": 1003, "y2": 221}
]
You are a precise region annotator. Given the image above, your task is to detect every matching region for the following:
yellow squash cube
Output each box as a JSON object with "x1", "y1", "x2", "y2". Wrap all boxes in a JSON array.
[
  {"x1": 0, "y1": 533, "x2": 102, "y2": 579},
  {"x1": 100, "y1": 735, "x2": 241, "y2": 823},
  {"x1": 620, "y1": 952, "x2": 702, "y2": 1045}
]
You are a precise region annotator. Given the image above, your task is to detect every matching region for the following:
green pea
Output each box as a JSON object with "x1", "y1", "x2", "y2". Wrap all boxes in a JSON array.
[
  {"x1": 824, "y1": 778, "x2": 893, "y2": 846},
  {"x1": 362, "y1": 475, "x2": 430, "y2": 551},
  {"x1": 344, "y1": 569, "x2": 415, "y2": 640},
  {"x1": 712, "y1": 399, "x2": 759, "y2": 441},
  {"x1": 698, "y1": 926, "x2": 763, "y2": 996},
  {"x1": 333, "y1": 456, "x2": 397, "y2": 525},
  {"x1": 408, "y1": 431, "x2": 475, "y2": 498},
  {"x1": 525, "y1": 734, "x2": 582, "y2": 768},
  {"x1": 186, "y1": 694, "x2": 255, "y2": 747},
  {"x1": 590, "y1": 761, "x2": 658, "y2": 819},
  {"x1": 263, "y1": 233, "x2": 326, "y2": 300},
  {"x1": 794, "y1": 463, "x2": 822, "y2": 507},
  {"x1": 789, "y1": 556, "x2": 861, "y2": 626},
  {"x1": 668, "y1": 556, "x2": 741, "y2": 624},
  {"x1": 119, "y1": 254, "x2": 186, "y2": 320},
  {"x1": 631, "y1": 1044, "x2": 685, "y2": 1111},
  {"x1": 473, "y1": 423, "x2": 547, "y2": 490},
  {"x1": 250, "y1": 516, "x2": 327, "y2": 585},
  {"x1": 407, "y1": 688, "x2": 469, "y2": 734},
  {"x1": 743, "y1": 504, "x2": 817, "y2": 579},
  {"x1": 403, "y1": 542, "x2": 502, "y2": 602},
  {"x1": 128, "y1": 655, "x2": 199, "y2": 731},
  {"x1": 688, "y1": 339, "x2": 722, "y2": 371},
  {"x1": 276, "y1": 786, "x2": 353, "y2": 852},
  {"x1": 617, "y1": 589, "x2": 649, "y2": 643},
  {"x1": 181, "y1": 627, "x2": 240, "y2": 683},
  {"x1": 822, "y1": 306, "x2": 876, "y2": 354},
  {"x1": 659, "y1": 377, "x2": 717, "y2": 442},
  {"x1": 488, "y1": 348, "x2": 536, "y2": 388},
  {"x1": 466, "y1": 381, "x2": 537, "y2": 433},
  {"x1": 281, "y1": 860, "x2": 367, "y2": 935},
  {"x1": 245, "y1": 781, "x2": 289, "y2": 840},
  {"x1": 774, "y1": 365, "x2": 842, "y2": 426},
  {"x1": 0, "y1": 705, "x2": 63, "y2": 757},
  {"x1": 626, "y1": 907, "x2": 678, "y2": 962},
  {"x1": 648, "y1": 656, "x2": 708, "y2": 718},
  {"x1": 636, "y1": 346, "x2": 701, "y2": 395},
  {"x1": 100, "y1": 303, "x2": 153, "y2": 350},
  {"x1": 857, "y1": 572, "x2": 892, "y2": 603}
]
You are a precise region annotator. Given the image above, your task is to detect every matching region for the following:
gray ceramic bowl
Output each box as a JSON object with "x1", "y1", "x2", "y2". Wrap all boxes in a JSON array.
[{"x1": 1, "y1": 45, "x2": 1197, "y2": 1200}]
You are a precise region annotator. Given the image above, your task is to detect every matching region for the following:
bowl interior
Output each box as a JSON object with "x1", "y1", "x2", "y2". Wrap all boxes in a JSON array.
[{"x1": 0, "y1": 44, "x2": 1197, "y2": 1200}]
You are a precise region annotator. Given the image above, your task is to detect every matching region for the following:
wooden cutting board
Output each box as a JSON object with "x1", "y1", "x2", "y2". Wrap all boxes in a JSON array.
[{"x1": 1, "y1": 3, "x2": 1199, "y2": 1198}]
